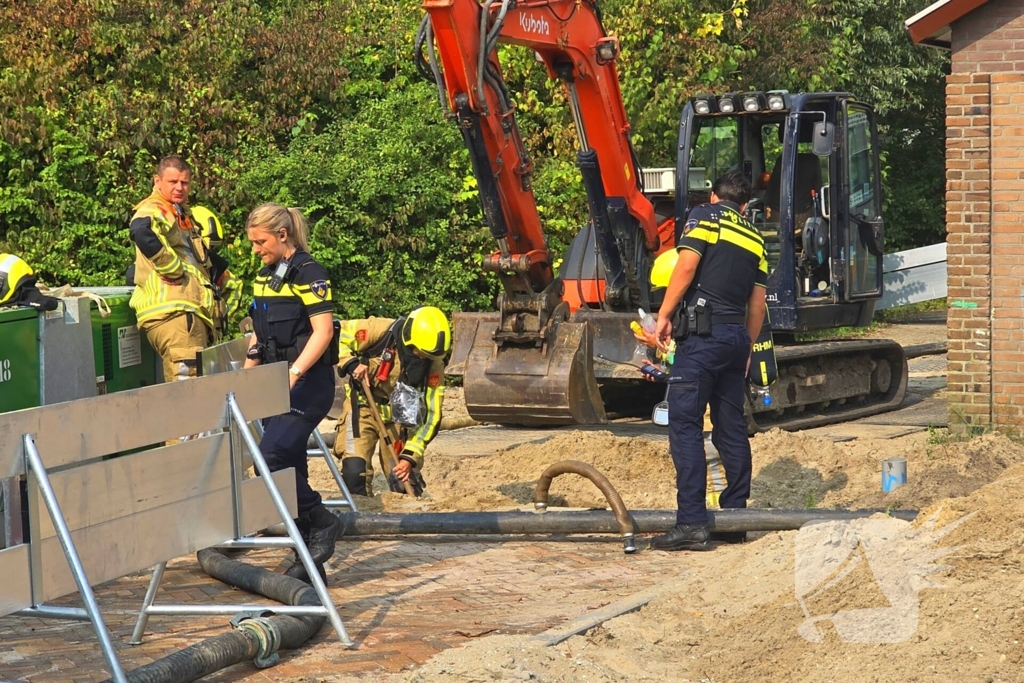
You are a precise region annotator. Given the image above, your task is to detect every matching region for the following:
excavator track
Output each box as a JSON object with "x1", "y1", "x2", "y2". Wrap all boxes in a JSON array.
[{"x1": 746, "y1": 338, "x2": 908, "y2": 433}]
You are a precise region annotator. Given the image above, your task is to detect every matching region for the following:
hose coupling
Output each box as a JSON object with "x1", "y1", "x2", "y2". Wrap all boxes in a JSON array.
[
  {"x1": 231, "y1": 612, "x2": 282, "y2": 669},
  {"x1": 534, "y1": 501, "x2": 548, "y2": 511},
  {"x1": 622, "y1": 532, "x2": 637, "y2": 555}
]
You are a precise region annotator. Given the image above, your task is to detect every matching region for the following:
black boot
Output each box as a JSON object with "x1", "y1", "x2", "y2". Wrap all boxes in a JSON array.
[
  {"x1": 307, "y1": 504, "x2": 343, "y2": 565},
  {"x1": 284, "y1": 514, "x2": 317, "y2": 582},
  {"x1": 650, "y1": 524, "x2": 712, "y2": 551}
]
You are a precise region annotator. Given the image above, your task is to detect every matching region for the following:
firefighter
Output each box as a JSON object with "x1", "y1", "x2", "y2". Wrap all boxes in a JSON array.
[
  {"x1": 127, "y1": 155, "x2": 217, "y2": 382},
  {"x1": 189, "y1": 205, "x2": 243, "y2": 337},
  {"x1": 0, "y1": 253, "x2": 59, "y2": 311},
  {"x1": 242, "y1": 202, "x2": 341, "y2": 582},
  {"x1": 336, "y1": 307, "x2": 451, "y2": 497}
]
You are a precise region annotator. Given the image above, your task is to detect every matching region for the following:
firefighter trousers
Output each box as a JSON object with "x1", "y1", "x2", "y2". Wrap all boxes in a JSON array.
[{"x1": 144, "y1": 312, "x2": 212, "y2": 383}]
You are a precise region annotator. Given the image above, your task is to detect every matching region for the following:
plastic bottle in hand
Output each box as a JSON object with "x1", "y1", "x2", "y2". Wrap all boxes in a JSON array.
[
  {"x1": 753, "y1": 384, "x2": 773, "y2": 407},
  {"x1": 638, "y1": 308, "x2": 656, "y2": 334}
]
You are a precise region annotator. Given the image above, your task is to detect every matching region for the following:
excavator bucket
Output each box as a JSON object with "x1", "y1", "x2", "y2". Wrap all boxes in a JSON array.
[{"x1": 447, "y1": 312, "x2": 607, "y2": 426}]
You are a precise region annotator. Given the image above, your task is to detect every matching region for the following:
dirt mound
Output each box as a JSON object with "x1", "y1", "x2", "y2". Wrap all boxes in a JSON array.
[
  {"x1": 390, "y1": 444, "x2": 1024, "y2": 683},
  {"x1": 309, "y1": 428, "x2": 1024, "y2": 517},
  {"x1": 419, "y1": 430, "x2": 677, "y2": 511}
]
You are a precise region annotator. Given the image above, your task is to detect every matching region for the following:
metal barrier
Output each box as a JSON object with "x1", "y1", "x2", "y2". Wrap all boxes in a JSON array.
[
  {"x1": 0, "y1": 363, "x2": 353, "y2": 683},
  {"x1": 200, "y1": 336, "x2": 358, "y2": 512}
]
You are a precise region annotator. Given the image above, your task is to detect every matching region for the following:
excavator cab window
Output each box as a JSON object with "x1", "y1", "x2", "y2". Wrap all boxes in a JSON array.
[{"x1": 688, "y1": 116, "x2": 739, "y2": 204}]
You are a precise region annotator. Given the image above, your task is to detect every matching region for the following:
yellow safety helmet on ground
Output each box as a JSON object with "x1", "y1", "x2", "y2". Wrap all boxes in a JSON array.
[
  {"x1": 190, "y1": 205, "x2": 224, "y2": 246},
  {"x1": 650, "y1": 249, "x2": 679, "y2": 289},
  {"x1": 0, "y1": 253, "x2": 35, "y2": 305},
  {"x1": 402, "y1": 306, "x2": 452, "y2": 360}
]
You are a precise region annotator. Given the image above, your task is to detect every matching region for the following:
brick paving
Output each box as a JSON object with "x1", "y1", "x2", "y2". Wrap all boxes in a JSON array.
[{"x1": 0, "y1": 535, "x2": 688, "y2": 682}]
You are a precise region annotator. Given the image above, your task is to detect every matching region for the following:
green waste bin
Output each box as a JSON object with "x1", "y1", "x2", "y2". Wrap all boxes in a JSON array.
[
  {"x1": 0, "y1": 306, "x2": 41, "y2": 412},
  {"x1": 84, "y1": 288, "x2": 161, "y2": 394}
]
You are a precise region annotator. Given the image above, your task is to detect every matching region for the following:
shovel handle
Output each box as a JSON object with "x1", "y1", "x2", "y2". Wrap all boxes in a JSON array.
[{"x1": 359, "y1": 376, "x2": 417, "y2": 497}]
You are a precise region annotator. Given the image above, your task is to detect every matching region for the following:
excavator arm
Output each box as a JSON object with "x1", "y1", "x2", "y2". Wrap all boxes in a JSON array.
[{"x1": 419, "y1": 0, "x2": 658, "y2": 424}]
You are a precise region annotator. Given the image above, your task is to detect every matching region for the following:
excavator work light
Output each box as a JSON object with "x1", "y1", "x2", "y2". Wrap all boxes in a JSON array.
[
  {"x1": 742, "y1": 92, "x2": 765, "y2": 112},
  {"x1": 694, "y1": 95, "x2": 713, "y2": 115},
  {"x1": 767, "y1": 90, "x2": 790, "y2": 111},
  {"x1": 718, "y1": 94, "x2": 738, "y2": 114},
  {"x1": 595, "y1": 38, "x2": 619, "y2": 65}
]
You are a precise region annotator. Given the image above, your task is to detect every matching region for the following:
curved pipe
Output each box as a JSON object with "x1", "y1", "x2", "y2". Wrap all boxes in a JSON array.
[
  {"x1": 100, "y1": 550, "x2": 325, "y2": 683},
  {"x1": 533, "y1": 460, "x2": 638, "y2": 554}
]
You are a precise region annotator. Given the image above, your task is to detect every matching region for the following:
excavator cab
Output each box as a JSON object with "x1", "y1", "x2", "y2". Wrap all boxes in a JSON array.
[{"x1": 676, "y1": 92, "x2": 885, "y2": 333}]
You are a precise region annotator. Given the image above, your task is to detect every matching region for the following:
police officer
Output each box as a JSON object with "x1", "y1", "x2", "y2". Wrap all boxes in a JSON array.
[
  {"x1": 242, "y1": 202, "x2": 341, "y2": 581},
  {"x1": 127, "y1": 155, "x2": 217, "y2": 382},
  {"x1": 336, "y1": 307, "x2": 451, "y2": 497},
  {"x1": 652, "y1": 170, "x2": 768, "y2": 551}
]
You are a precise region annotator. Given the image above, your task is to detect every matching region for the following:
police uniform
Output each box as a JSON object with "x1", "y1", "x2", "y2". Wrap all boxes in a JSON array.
[
  {"x1": 128, "y1": 190, "x2": 217, "y2": 382},
  {"x1": 250, "y1": 251, "x2": 336, "y2": 518},
  {"x1": 669, "y1": 200, "x2": 767, "y2": 528},
  {"x1": 337, "y1": 317, "x2": 445, "y2": 495}
]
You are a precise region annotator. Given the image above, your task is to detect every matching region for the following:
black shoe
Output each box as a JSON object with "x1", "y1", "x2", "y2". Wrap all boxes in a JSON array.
[
  {"x1": 650, "y1": 524, "x2": 712, "y2": 551},
  {"x1": 284, "y1": 559, "x2": 326, "y2": 584},
  {"x1": 710, "y1": 531, "x2": 748, "y2": 544},
  {"x1": 307, "y1": 504, "x2": 343, "y2": 564}
]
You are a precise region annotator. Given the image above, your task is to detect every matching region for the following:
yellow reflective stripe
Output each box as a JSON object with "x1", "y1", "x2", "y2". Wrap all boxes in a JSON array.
[
  {"x1": 686, "y1": 227, "x2": 719, "y2": 244},
  {"x1": 719, "y1": 217, "x2": 764, "y2": 245},
  {"x1": 759, "y1": 250, "x2": 769, "y2": 275},
  {"x1": 719, "y1": 226, "x2": 763, "y2": 259},
  {"x1": 405, "y1": 384, "x2": 445, "y2": 457},
  {"x1": 760, "y1": 361, "x2": 768, "y2": 386}
]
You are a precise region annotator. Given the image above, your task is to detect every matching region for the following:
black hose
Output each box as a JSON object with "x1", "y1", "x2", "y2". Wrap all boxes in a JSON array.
[
  {"x1": 332, "y1": 508, "x2": 918, "y2": 536},
  {"x1": 99, "y1": 550, "x2": 325, "y2": 683}
]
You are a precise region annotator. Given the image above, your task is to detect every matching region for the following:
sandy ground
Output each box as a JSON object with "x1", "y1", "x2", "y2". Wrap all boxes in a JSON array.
[{"x1": 305, "y1": 319, "x2": 1024, "y2": 683}]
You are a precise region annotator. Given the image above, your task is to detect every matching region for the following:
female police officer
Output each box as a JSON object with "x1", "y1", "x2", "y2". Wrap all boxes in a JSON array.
[{"x1": 242, "y1": 202, "x2": 341, "y2": 581}]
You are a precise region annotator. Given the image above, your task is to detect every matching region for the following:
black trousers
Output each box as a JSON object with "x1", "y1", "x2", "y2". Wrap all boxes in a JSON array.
[
  {"x1": 668, "y1": 323, "x2": 752, "y2": 526},
  {"x1": 259, "y1": 364, "x2": 334, "y2": 515}
]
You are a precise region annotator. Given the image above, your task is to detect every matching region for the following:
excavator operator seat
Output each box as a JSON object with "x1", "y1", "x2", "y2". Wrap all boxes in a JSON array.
[{"x1": 762, "y1": 153, "x2": 821, "y2": 218}]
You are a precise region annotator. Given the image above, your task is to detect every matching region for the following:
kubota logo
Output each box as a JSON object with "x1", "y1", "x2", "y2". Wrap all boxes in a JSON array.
[{"x1": 519, "y1": 13, "x2": 550, "y2": 36}]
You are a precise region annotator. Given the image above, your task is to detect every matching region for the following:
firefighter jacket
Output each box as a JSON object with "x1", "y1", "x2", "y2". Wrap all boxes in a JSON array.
[
  {"x1": 128, "y1": 190, "x2": 216, "y2": 331},
  {"x1": 338, "y1": 317, "x2": 445, "y2": 459}
]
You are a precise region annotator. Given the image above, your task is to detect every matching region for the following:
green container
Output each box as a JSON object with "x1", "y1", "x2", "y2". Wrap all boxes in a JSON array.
[
  {"x1": 0, "y1": 306, "x2": 41, "y2": 412},
  {"x1": 87, "y1": 291, "x2": 161, "y2": 394}
]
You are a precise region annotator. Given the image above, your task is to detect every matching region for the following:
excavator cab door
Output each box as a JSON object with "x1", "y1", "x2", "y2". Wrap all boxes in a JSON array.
[{"x1": 839, "y1": 100, "x2": 884, "y2": 301}]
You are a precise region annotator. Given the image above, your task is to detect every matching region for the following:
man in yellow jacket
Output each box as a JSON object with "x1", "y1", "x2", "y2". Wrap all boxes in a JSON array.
[
  {"x1": 128, "y1": 155, "x2": 218, "y2": 382},
  {"x1": 336, "y1": 307, "x2": 450, "y2": 496}
]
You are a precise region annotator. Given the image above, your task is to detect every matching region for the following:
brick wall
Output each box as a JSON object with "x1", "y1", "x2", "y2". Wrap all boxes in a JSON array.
[{"x1": 946, "y1": 0, "x2": 1024, "y2": 434}]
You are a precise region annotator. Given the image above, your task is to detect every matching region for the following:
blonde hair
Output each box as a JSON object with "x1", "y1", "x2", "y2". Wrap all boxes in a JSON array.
[{"x1": 245, "y1": 203, "x2": 309, "y2": 252}]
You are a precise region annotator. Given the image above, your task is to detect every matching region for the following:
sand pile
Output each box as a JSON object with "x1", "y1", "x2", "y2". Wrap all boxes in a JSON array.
[{"x1": 391, "y1": 449, "x2": 1024, "y2": 683}]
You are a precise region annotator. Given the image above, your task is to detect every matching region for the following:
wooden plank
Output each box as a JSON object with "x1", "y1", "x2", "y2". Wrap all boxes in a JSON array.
[
  {"x1": 36, "y1": 468, "x2": 296, "y2": 602},
  {"x1": 0, "y1": 362, "x2": 289, "y2": 477},
  {"x1": 30, "y1": 433, "x2": 232, "y2": 540},
  {"x1": 0, "y1": 544, "x2": 32, "y2": 617}
]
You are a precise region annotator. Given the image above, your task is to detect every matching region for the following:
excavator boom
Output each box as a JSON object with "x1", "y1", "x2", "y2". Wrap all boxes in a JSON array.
[{"x1": 420, "y1": 0, "x2": 659, "y2": 424}]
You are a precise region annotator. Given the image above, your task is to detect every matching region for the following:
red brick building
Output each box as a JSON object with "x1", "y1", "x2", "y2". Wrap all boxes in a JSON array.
[{"x1": 907, "y1": 0, "x2": 1024, "y2": 434}]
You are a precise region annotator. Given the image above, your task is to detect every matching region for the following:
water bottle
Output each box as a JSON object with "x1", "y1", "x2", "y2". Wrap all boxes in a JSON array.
[
  {"x1": 754, "y1": 384, "x2": 773, "y2": 407},
  {"x1": 638, "y1": 308, "x2": 656, "y2": 334}
]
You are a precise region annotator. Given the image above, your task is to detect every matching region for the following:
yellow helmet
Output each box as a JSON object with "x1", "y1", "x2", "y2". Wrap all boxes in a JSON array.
[
  {"x1": 650, "y1": 249, "x2": 679, "y2": 289},
  {"x1": 401, "y1": 306, "x2": 452, "y2": 360},
  {"x1": 190, "y1": 205, "x2": 224, "y2": 246},
  {"x1": 0, "y1": 253, "x2": 35, "y2": 305}
]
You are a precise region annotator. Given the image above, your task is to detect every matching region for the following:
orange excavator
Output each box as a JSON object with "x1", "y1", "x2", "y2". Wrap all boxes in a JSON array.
[{"x1": 417, "y1": 0, "x2": 907, "y2": 430}]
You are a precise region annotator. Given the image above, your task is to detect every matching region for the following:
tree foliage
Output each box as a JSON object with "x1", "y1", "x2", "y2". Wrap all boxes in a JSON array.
[{"x1": 0, "y1": 0, "x2": 948, "y2": 314}]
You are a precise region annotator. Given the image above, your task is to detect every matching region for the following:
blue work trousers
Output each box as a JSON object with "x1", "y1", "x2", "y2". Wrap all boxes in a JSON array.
[
  {"x1": 668, "y1": 323, "x2": 752, "y2": 526},
  {"x1": 259, "y1": 364, "x2": 334, "y2": 515}
]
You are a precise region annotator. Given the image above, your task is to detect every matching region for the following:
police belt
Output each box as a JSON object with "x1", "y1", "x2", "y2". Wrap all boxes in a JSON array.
[{"x1": 712, "y1": 314, "x2": 746, "y2": 325}]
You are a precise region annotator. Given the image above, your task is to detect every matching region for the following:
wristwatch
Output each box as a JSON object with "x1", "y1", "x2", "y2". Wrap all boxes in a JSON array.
[{"x1": 289, "y1": 366, "x2": 303, "y2": 377}]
